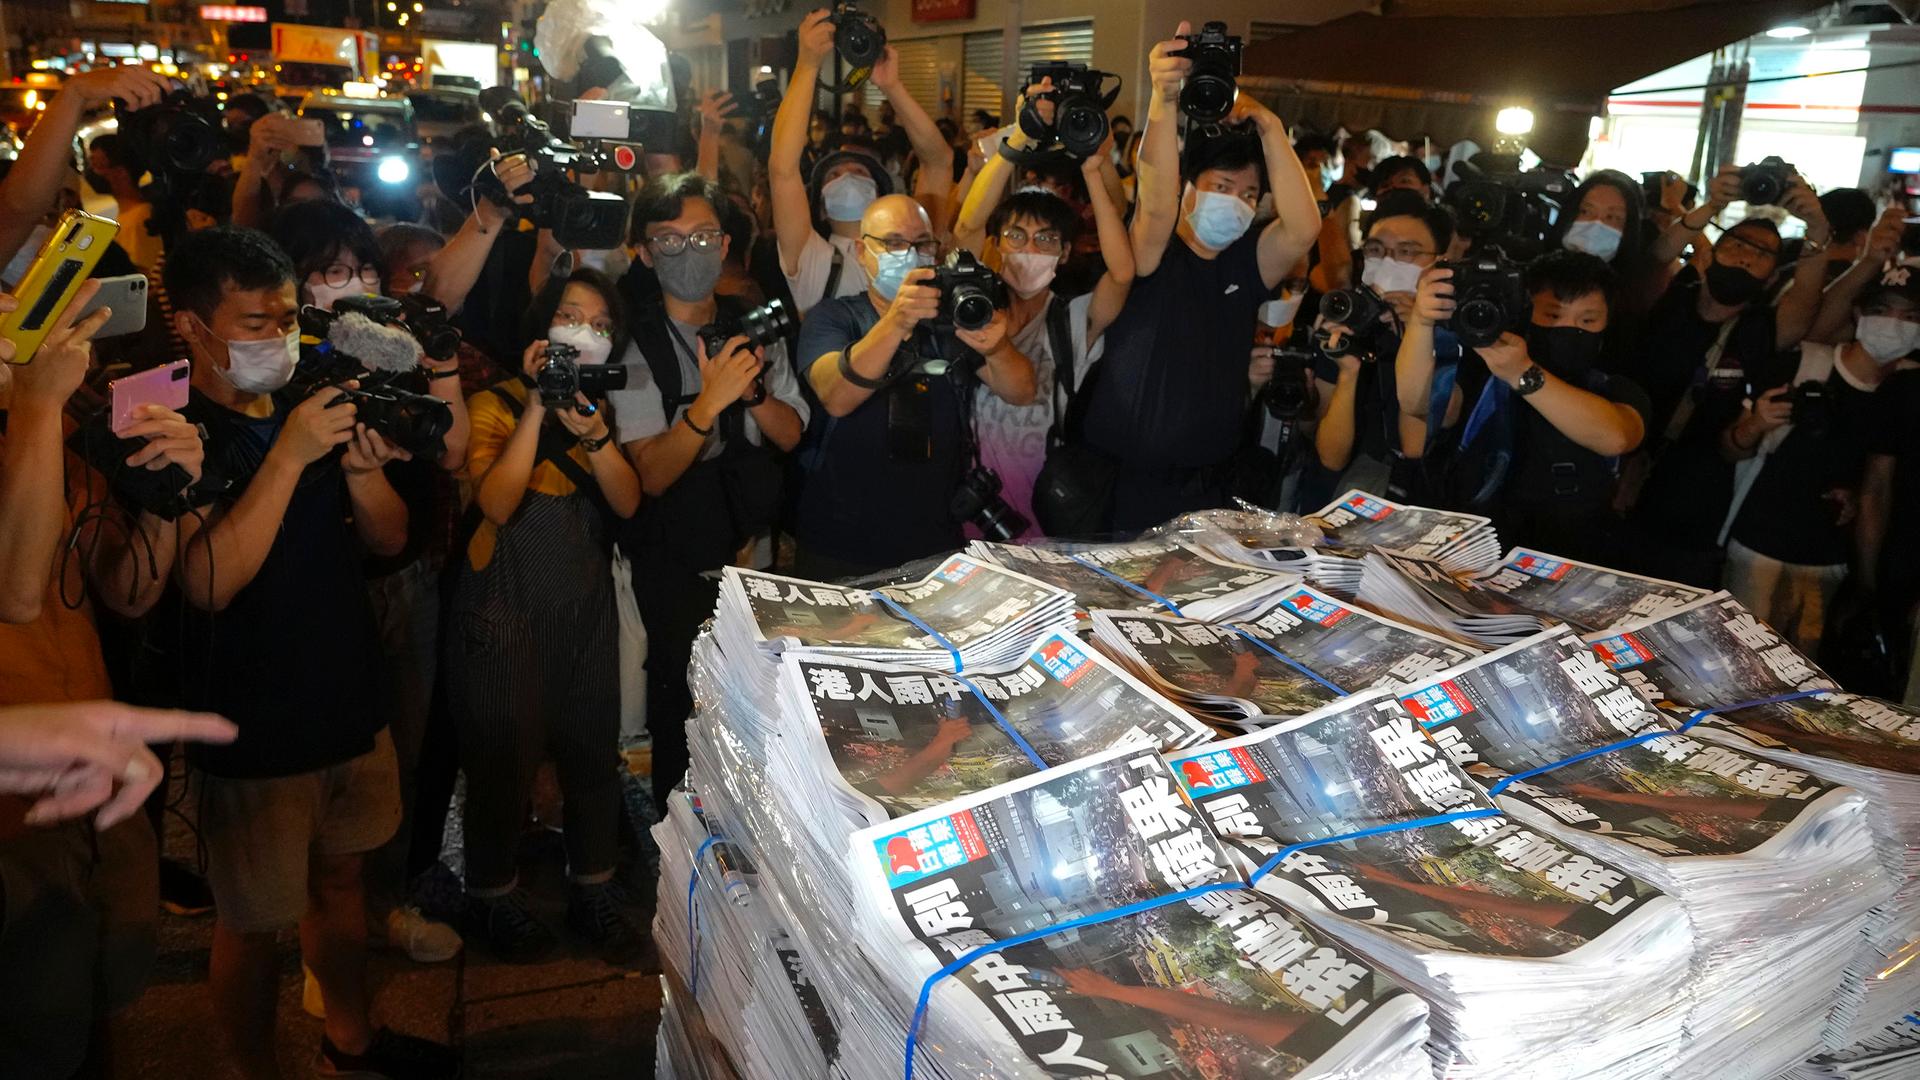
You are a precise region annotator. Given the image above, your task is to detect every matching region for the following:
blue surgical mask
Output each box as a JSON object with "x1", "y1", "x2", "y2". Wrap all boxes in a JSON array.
[
  {"x1": 1185, "y1": 191, "x2": 1255, "y2": 251},
  {"x1": 1563, "y1": 219, "x2": 1623, "y2": 262},
  {"x1": 822, "y1": 174, "x2": 878, "y2": 222},
  {"x1": 871, "y1": 247, "x2": 931, "y2": 300}
]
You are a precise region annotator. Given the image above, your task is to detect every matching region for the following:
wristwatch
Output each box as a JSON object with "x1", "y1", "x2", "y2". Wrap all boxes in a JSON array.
[
  {"x1": 579, "y1": 431, "x2": 612, "y2": 452},
  {"x1": 1514, "y1": 364, "x2": 1547, "y2": 397}
]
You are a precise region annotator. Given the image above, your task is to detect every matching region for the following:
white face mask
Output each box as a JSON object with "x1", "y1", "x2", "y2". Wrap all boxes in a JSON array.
[
  {"x1": 548, "y1": 321, "x2": 613, "y2": 366},
  {"x1": 1185, "y1": 190, "x2": 1256, "y2": 250},
  {"x1": 199, "y1": 317, "x2": 299, "y2": 394},
  {"x1": 1855, "y1": 314, "x2": 1920, "y2": 364},
  {"x1": 1361, "y1": 256, "x2": 1424, "y2": 296},
  {"x1": 1000, "y1": 251, "x2": 1059, "y2": 299},
  {"x1": 821, "y1": 173, "x2": 878, "y2": 223},
  {"x1": 308, "y1": 280, "x2": 369, "y2": 312},
  {"x1": 1564, "y1": 219, "x2": 1624, "y2": 262},
  {"x1": 1260, "y1": 291, "x2": 1305, "y2": 329}
]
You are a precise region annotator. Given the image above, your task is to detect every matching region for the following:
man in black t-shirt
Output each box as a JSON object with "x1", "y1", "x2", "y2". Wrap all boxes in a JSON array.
[
  {"x1": 1072, "y1": 21, "x2": 1322, "y2": 532},
  {"x1": 1851, "y1": 272, "x2": 1920, "y2": 699},
  {"x1": 163, "y1": 227, "x2": 456, "y2": 1080},
  {"x1": 792, "y1": 194, "x2": 1034, "y2": 578}
]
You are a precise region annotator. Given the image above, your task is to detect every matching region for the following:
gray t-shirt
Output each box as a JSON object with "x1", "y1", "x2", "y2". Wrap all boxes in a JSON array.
[{"x1": 607, "y1": 316, "x2": 811, "y2": 457}]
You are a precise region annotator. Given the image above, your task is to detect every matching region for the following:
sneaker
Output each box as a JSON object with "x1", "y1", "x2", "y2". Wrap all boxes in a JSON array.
[
  {"x1": 463, "y1": 890, "x2": 557, "y2": 965},
  {"x1": 159, "y1": 858, "x2": 215, "y2": 917},
  {"x1": 385, "y1": 906, "x2": 463, "y2": 964},
  {"x1": 567, "y1": 881, "x2": 646, "y2": 967},
  {"x1": 302, "y1": 966, "x2": 325, "y2": 1020},
  {"x1": 316, "y1": 1027, "x2": 460, "y2": 1079}
]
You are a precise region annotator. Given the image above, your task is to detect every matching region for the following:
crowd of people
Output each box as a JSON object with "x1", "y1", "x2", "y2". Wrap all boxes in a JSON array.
[{"x1": 4, "y1": 8, "x2": 1920, "y2": 1078}]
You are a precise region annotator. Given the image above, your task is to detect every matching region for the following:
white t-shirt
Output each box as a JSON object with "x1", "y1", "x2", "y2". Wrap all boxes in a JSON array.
[
  {"x1": 782, "y1": 231, "x2": 868, "y2": 315},
  {"x1": 972, "y1": 291, "x2": 1100, "y2": 540},
  {"x1": 606, "y1": 318, "x2": 811, "y2": 454}
]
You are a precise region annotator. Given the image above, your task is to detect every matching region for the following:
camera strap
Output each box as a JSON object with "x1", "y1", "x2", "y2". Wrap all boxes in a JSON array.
[
  {"x1": 483, "y1": 382, "x2": 609, "y2": 511},
  {"x1": 822, "y1": 247, "x2": 846, "y2": 301},
  {"x1": 1041, "y1": 295, "x2": 1078, "y2": 446}
]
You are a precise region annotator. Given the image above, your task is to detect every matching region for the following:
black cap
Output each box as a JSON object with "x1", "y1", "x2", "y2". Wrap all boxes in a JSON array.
[{"x1": 807, "y1": 149, "x2": 893, "y2": 197}]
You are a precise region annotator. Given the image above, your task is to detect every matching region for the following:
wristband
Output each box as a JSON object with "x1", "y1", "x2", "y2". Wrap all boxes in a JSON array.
[
  {"x1": 579, "y1": 431, "x2": 612, "y2": 452},
  {"x1": 837, "y1": 348, "x2": 893, "y2": 390},
  {"x1": 425, "y1": 366, "x2": 461, "y2": 381},
  {"x1": 683, "y1": 412, "x2": 714, "y2": 437}
]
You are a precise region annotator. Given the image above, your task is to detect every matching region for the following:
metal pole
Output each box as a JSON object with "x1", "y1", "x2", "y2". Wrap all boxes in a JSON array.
[{"x1": 1000, "y1": 0, "x2": 1022, "y2": 123}]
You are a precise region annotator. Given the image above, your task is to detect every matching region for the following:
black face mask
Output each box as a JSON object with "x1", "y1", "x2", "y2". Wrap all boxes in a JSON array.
[
  {"x1": 224, "y1": 126, "x2": 250, "y2": 154},
  {"x1": 83, "y1": 169, "x2": 113, "y2": 196},
  {"x1": 1526, "y1": 324, "x2": 1606, "y2": 383},
  {"x1": 1704, "y1": 262, "x2": 1767, "y2": 307}
]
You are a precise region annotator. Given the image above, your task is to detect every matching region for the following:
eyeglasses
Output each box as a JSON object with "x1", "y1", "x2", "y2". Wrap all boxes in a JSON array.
[
  {"x1": 553, "y1": 309, "x2": 614, "y2": 338},
  {"x1": 646, "y1": 229, "x2": 724, "y2": 256},
  {"x1": 998, "y1": 227, "x2": 1064, "y2": 254},
  {"x1": 1360, "y1": 240, "x2": 1434, "y2": 263},
  {"x1": 1717, "y1": 231, "x2": 1779, "y2": 262},
  {"x1": 318, "y1": 262, "x2": 383, "y2": 289},
  {"x1": 863, "y1": 234, "x2": 942, "y2": 258}
]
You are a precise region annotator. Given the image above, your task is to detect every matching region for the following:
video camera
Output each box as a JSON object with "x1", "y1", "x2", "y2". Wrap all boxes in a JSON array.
[
  {"x1": 1014, "y1": 62, "x2": 1122, "y2": 161},
  {"x1": 742, "y1": 77, "x2": 783, "y2": 153},
  {"x1": 289, "y1": 296, "x2": 455, "y2": 461},
  {"x1": 1739, "y1": 155, "x2": 1794, "y2": 207},
  {"x1": 536, "y1": 340, "x2": 629, "y2": 414},
  {"x1": 1444, "y1": 155, "x2": 1578, "y2": 259},
  {"x1": 698, "y1": 298, "x2": 794, "y2": 408},
  {"x1": 1437, "y1": 250, "x2": 1530, "y2": 349},
  {"x1": 927, "y1": 250, "x2": 1008, "y2": 334},
  {"x1": 1169, "y1": 21, "x2": 1243, "y2": 123},
  {"x1": 474, "y1": 87, "x2": 628, "y2": 250},
  {"x1": 825, "y1": 2, "x2": 887, "y2": 93}
]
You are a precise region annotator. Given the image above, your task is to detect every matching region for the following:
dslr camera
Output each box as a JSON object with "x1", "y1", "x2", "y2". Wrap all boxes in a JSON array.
[
  {"x1": 1169, "y1": 21, "x2": 1243, "y2": 123},
  {"x1": 1317, "y1": 285, "x2": 1391, "y2": 360},
  {"x1": 698, "y1": 299, "x2": 795, "y2": 408},
  {"x1": 1261, "y1": 347, "x2": 1317, "y2": 421},
  {"x1": 474, "y1": 87, "x2": 628, "y2": 250},
  {"x1": 827, "y1": 2, "x2": 887, "y2": 89},
  {"x1": 927, "y1": 250, "x2": 1008, "y2": 334},
  {"x1": 1016, "y1": 62, "x2": 1122, "y2": 161},
  {"x1": 115, "y1": 88, "x2": 225, "y2": 235},
  {"x1": 1437, "y1": 250, "x2": 1530, "y2": 349},
  {"x1": 291, "y1": 299, "x2": 456, "y2": 461},
  {"x1": 1445, "y1": 155, "x2": 1578, "y2": 259},
  {"x1": 1739, "y1": 156, "x2": 1794, "y2": 207},
  {"x1": 537, "y1": 340, "x2": 629, "y2": 414},
  {"x1": 950, "y1": 465, "x2": 1029, "y2": 542}
]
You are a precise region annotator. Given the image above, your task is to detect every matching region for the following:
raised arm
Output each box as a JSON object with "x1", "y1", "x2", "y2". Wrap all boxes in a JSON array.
[
  {"x1": 694, "y1": 91, "x2": 734, "y2": 183},
  {"x1": 0, "y1": 68, "x2": 167, "y2": 261},
  {"x1": 1395, "y1": 268, "x2": 1453, "y2": 417},
  {"x1": 772, "y1": 10, "x2": 838, "y2": 278},
  {"x1": 1083, "y1": 143, "x2": 1136, "y2": 343},
  {"x1": 953, "y1": 126, "x2": 1019, "y2": 257},
  {"x1": 1131, "y1": 23, "x2": 1192, "y2": 277},
  {"x1": 1650, "y1": 164, "x2": 1739, "y2": 268},
  {"x1": 1236, "y1": 98, "x2": 1319, "y2": 290},
  {"x1": 423, "y1": 153, "x2": 535, "y2": 314},
  {"x1": 1809, "y1": 208, "x2": 1903, "y2": 344},
  {"x1": 1774, "y1": 172, "x2": 1833, "y2": 352},
  {"x1": 871, "y1": 47, "x2": 955, "y2": 218}
]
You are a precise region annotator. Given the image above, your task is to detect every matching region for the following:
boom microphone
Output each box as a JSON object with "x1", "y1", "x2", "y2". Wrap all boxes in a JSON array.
[{"x1": 323, "y1": 311, "x2": 423, "y2": 374}]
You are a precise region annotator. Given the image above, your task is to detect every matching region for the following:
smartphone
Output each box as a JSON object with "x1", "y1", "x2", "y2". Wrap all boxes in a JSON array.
[
  {"x1": 108, "y1": 359, "x2": 190, "y2": 436},
  {"x1": 289, "y1": 116, "x2": 326, "y2": 147},
  {"x1": 75, "y1": 273, "x2": 149, "y2": 340},
  {"x1": 0, "y1": 210, "x2": 119, "y2": 363}
]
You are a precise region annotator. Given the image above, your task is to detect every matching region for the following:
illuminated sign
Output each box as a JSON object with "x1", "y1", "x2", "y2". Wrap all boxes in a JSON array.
[{"x1": 200, "y1": 5, "x2": 269, "y2": 20}]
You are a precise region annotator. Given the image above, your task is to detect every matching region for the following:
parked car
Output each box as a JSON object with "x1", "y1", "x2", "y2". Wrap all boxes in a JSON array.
[{"x1": 297, "y1": 92, "x2": 421, "y2": 219}]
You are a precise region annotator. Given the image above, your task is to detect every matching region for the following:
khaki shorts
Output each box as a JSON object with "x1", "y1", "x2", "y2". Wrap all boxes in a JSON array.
[{"x1": 198, "y1": 728, "x2": 401, "y2": 934}]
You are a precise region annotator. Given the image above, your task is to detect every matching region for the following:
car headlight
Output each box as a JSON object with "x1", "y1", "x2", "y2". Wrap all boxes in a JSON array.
[{"x1": 377, "y1": 156, "x2": 411, "y2": 185}]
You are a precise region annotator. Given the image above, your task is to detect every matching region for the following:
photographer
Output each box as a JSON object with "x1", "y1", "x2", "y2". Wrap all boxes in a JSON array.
[
  {"x1": 1399, "y1": 251, "x2": 1650, "y2": 562},
  {"x1": 1071, "y1": 21, "x2": 1319, "y2": 530},
  {"x1": 1720, "y1": 269, "x2": 1918, "y2": 654},
  {"x1": 85, "y1": 134, "x2": 163, "y2": 273},
  {"x1": 794, "y1": 194, "x2": 1034, "y2": 576},
  {"x1": 448, "y1": 268, "x2": 642, "y2": 966},
  {"x1": 606, "y1": 173, "x2": 806, "y2": 814},
  {"x1": 771, "y1": 7, "x2": 955, "y2": 315},
  {"x1": 162, "y1": 226, "x2": 453, "y2": 1079},
  {"x1": 0, "y1": 65, "x2": 169, "y2": 265},
  {"x1": 1623, "y1": 165, "x2": 1831, "y2": 586}
]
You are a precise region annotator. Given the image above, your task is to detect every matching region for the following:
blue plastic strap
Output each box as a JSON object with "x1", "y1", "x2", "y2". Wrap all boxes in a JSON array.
[
  {"x1": 1221, "y1": 624, "x2": 1348, "y2": 696},
  {"x1": 688, "y1": 835, "x2": 720, "y2": 997},
  {"x1": 900, "y1": 805, "x2": 1499, "y2": 1080},
  {"x1": 952, "y1": 673, "x2": 1047, "y2": 769},
  {"x1": 1067, "y1": 554, "x2": 1186, "y2": 616},
  {"x1": 873, "y1": 592, "x2": 964, "y2": 672}
]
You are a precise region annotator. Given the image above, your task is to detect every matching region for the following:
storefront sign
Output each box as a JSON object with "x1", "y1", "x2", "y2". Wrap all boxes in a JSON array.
[{"x1": 912, "y1": 0, "x2": 976, "y2": 22}]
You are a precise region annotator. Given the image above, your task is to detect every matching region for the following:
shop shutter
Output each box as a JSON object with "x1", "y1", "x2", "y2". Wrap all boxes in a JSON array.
[
  {"x1": 861, "y1": 37, "x2": 943, "y2": 116},
  {"x1": 960, "y1": 21, "x2": 1093, "y2": 122}
]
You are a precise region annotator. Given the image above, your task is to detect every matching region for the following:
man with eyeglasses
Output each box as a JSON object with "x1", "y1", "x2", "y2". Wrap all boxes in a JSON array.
[
  {"x1": 605, "y1": 173, "x2": 808, "y2": 812},
  {"x1": 792, "y1": 193, "x2": 1035, "y2": 578},
  {"x1": 1620, "y1": 162, "x2": 1832, "y2": 587}
]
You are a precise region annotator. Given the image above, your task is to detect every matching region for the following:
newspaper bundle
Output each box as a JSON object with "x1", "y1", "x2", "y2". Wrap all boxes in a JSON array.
[
  {"x1": 1593, "y1": 592, "x2": 1920, "y2": 1043},
  {"x1": 1470, "y1": 548, "x2": 1710, "y2": 633},
  {"x1": 1353, "y1": 549, "x2": 1554, "y2": 647},
  {"x1": 1159, "y1": 507, "x2": 1369, "y2": 597},
  {"x1": 1790, "y1": 1013, "x2": 1920, "y2": 1079},
  {"x1": 1164, "y1": 688, "x2": 1692, "y2": 1079},
  {"x1": 1306, "y1": 490, "x2": 1502, "y2": 573},
  {"x1": 1396, "y1": 630, "x2": 1892, "y2": 1078},
  {"x1": 967, "y1": 537, "x2": 1300, "y2": 621}
]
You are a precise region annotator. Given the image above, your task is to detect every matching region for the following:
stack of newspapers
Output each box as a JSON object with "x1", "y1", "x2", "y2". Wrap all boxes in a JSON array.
[
  {"x1": 1166, "y1": 507, "x2": 1372, "y2": 597},
  {"x1": 1791, "y1": 1013, "x2": 1920, "y2": 1080},
  {"x1": 1396, "y1": 630, "x2": 1893, "y2": 1078},
  {"x1": 1593, "y1": 592, "x2": 1920, "y2": 1046},
  {"x1": 1355, "y1": 550, "x2": 1554, "y2": 647},
  {"x1": 1306, "y1": 490, "x2": 1503, "y2": 573},
  {"x1": 967, "y1": 536, "x2": 1299, "y2": 621},
  {"x1": 1469, "y1": 548, "x2": 1710, "y2": 632},
  {"x1": 1165, "y1": 688, "x2": 1695, "y2": 1079}
]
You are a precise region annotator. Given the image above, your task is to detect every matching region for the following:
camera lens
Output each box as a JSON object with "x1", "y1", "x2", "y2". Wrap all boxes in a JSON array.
[
  {"x1": 1057, "y1": 100, "x2": 1107, "y2": 157},
  {"x1": 1322, "y1": 289, "x2": 1362, "y2": 326},
  {"x1": 1181, "y1": 75, "x2": 1235, "y2": 123},
  {"x1": 951, "y1": 288, "x2": 995, "y2": 332},
  {"x1": 1741, "y1": 173, "x2": 1782, "y2": 206},
  {"x1": 1452, "y1": 298, "x2": 1505, "y2": 346}
]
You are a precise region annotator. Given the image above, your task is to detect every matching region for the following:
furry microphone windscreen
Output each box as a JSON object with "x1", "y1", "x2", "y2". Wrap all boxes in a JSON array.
[{"x1": 325, "y1": 312, "x2": 423, "y2": 373}]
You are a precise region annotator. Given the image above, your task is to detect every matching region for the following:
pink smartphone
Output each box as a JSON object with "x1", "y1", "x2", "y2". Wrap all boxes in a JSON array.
[{"x1": 108, "y1": 360, "x2": 190, "y2": 436}]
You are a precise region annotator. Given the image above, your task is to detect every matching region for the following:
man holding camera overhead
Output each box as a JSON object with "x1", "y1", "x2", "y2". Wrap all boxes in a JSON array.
[
  {"x1": 771, "y1": 6, "x2": 955, "y2": 315},
  {"x1": 1071, "y1": 20, "x2": 1321, "y2": 532},
  {"x1": 793, "y1": 194, "x2": 1035, "y2": 578},
  {"x1": 607, "y1": 172, "x2": 807, "y2": 813}
]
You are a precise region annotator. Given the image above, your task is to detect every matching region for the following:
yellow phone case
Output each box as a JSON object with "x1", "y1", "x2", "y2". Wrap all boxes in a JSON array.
[{"x1": 0, "y1": 210, "x2": 120, "y2": 364}]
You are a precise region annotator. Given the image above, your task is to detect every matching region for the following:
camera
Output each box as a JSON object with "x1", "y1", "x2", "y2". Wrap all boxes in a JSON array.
[
  {"x1": 474, "y1": 87, "x2": 628, "y2": 250},
  {"x1": 390, "y1": 295, "x2": 461, "y2": 364},
  {"x1": 1017, "y1": 62, "x2": 1122, "y2": 160},
  {"x1": 1438, "y1": 251, "x2": 1530, "y2": 348},
  {"x1": 829, "y1": 2, "x2": 887, "y2": 83},
  {"x1": 117, "y1": 89, "x2": 223, "y2": 179},
  {"x1": 1169, "y1": 21, "x2": 1243, "y2": 123},
  {"x1": 537, "y1": 341, "x2": 629, "y2": 414},
  {"x1": 291, "y1": 300, "x2": 455, "y2": 461},
  {"x1": 1739, "y1": 156, "x2": 1793, "y2": 207},
  {"x1": 1444, "y1": 155, "x2": 1578, "y2": 259},
  {"x1": 1321, "y1": 285, "x2": 1387, "y2": 332},
  {"x1": 1261, "y1": 347, "x2": 1316, "y2": 421},
  {"x1": 1641, "y1": 170, "x2": 1697, "y2": 212},
  {"x1": 950, "y1": 465, "x2": 1029, "y2": 542},
  {"x1": 698, "y1": 299, "x2": 795, "y2": 408},
  {"x1": 927, "y1": 250, "x2": 1008, "y2": 334}
]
